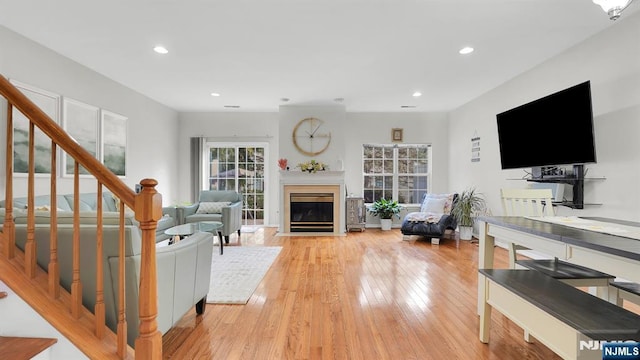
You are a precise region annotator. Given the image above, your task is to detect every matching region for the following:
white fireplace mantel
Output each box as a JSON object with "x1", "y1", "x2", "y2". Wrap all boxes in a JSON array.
[
  {"x1": 279, "y1": 170, "x2": 346, "y2": 235},
  {"x1": 279, "y1": 170, "x2": 345, "y2": 185}
]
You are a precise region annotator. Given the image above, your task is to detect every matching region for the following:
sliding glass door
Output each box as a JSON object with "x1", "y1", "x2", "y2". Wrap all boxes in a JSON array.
[{"x1": 205, "y1": 143, "x2": 266, "y2": 225}]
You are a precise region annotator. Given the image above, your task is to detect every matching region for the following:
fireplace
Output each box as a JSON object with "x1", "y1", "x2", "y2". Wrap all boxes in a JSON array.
[
  {"x1": 280, "y1": 176, "x2": 344, "y2": 235},
  {"x1": 290, "y1": 193, "x2": 334, "y2": 232}
]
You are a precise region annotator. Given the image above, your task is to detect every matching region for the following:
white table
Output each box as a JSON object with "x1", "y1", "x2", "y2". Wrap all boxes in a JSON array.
[
  {"x1": 477, "y1": 216, "x2": 640, "y2": 356},
  {"x1": 478, "y1": 216, "x2": 640, "y2": 277},
  {"x1": 478, "y1": 216, "x2": 640, "y2": 313}
]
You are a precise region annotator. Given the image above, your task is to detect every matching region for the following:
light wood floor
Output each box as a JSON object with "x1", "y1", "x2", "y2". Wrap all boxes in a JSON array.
[{"x1": 162, "y1": 228, "x2": 637, "y2": 359}]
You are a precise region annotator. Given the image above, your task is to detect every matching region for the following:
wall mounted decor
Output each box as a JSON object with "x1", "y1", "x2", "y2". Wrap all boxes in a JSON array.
[
  {"x1": 101, "y1": 110, "x2": 127, "y2": 177},
  {"x1": 392, "y1": 128, "x2": 403, "y2": 142},
  {"x1": 10, "y1": 80, "x2": 60, "y2": 175},
  {"x1": 63, "y1": 97, "x2": 99, "y2": 176}
]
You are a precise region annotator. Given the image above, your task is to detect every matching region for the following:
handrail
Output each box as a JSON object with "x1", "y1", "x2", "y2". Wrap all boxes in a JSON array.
[
  {"x1": 0, "y1": 74, "x2": 162, "y2": 359},
  {"x1": 0, "y1": 75, "x2": 134, "y2": 207}
]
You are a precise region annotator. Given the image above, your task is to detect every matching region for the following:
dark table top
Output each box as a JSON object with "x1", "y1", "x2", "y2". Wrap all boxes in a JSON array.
[
  {"x1": 479, "y1": 269, "x2": 640, "y2": 341},
  {"x1": 478, "y1": 216, "x2": 640, "y2": 261}
]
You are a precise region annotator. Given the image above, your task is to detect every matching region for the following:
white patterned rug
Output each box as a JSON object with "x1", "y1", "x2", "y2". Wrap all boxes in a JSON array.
[{"x1": 206, "y1": 246, "x2": 282, "y2": 304}]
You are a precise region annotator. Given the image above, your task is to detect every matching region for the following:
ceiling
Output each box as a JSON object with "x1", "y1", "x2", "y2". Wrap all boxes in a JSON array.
[{"x1": 0, "y1": 0, "x2": 635, "y2": 113}]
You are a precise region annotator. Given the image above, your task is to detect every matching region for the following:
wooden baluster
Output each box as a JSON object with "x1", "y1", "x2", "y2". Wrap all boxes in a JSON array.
[
  {"x1": 95, "y1": 184, "x2": 105, "y2": 338},
  {"x1": 117, "y1": 199, "x2": 127, "y2": 358},
  {"x1": 71, "y1": 162, "x2": 82, "y2": 318},
  {"x1": 4, "y1": 102, "x2": 15, "y2": 259},
  {"x1": 25, "y1": 122, "x2": 36, "y2": 278},
  {"x1": 48, "y1": 142, "x2": 60, "y2": 298},
  {"x1": 134, "y1": 179, "x2": 162, "y2": 360}
]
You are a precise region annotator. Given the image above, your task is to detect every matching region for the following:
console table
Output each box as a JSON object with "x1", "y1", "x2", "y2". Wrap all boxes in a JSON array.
[{"x1": 477, "y1": 216, "x2": 640, "y2": 312}]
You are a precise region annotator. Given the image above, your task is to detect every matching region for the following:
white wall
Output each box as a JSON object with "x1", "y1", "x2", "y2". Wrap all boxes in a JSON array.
[
  {"x1": 0, "y1": 281, "x2": 87, "y2": 359},
  {"x1": 0, "y1": 25, "x2": 180, "y2": 203},
  {"x1": 179, "y1": 108, "x2": 451, "y2": 227},
  {"x1": 344, "y1": 112, "x2": 450, "y2": 197},
  {"x1": 177, "y1": 112, "x2": 280, "y2": 223},
  {"x1": 448, "y1": 11, "x2": 640, "y2": 220}
]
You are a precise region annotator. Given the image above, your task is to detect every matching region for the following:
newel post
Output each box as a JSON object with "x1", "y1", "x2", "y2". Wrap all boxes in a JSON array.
[{"x1": 134, "y1": 179, "x2": 163, "y2": 359}]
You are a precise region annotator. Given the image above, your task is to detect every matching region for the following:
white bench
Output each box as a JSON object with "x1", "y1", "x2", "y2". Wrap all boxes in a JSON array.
[{"x1": 479, "y1": 269, "x2": 640, "y2": 360}]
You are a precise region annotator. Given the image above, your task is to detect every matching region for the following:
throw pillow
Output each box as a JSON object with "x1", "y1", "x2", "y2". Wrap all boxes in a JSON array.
[
  {"x1": 421, "y1": 197, "x2": 447, "y2": 214},
  {"x1": 196, "y1": 201, "x2": 231, "y2": 214},
  {"x1": 420, "y1": 193, "x2": 455, "y2": 214},
  {"x1": 442, "y1": 193, "x2": 455, "y2": 214}
]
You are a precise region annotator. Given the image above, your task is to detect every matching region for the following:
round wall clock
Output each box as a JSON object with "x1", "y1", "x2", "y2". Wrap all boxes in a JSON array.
[{"x1": 292, "y1": 117, "x2": 331, "y2": 156}]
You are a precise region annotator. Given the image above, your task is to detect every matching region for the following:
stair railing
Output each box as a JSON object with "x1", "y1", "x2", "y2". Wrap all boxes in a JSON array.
[{"x1": 0, "y1": 75, "x2": 162, "y2": 359}]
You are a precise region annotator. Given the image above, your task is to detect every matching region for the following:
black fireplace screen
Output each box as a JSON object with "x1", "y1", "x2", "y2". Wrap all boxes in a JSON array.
[{"x1": 290, "y1": 193, "x2": 334, "y2": 232}]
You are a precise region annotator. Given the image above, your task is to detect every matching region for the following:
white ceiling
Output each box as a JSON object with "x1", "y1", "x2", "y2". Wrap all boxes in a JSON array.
[{"x1": 0, "y1": 0, "x2": 635, "y2": 112}]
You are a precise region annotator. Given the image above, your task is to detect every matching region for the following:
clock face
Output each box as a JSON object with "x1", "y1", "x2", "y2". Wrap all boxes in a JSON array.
[{"x1": 292, "y1": 117, "x2": 331, "y2": 156}]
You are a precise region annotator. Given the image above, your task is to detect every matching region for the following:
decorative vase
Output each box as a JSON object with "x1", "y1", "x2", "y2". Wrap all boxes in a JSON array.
[
  {"x1": 380, "y1": 218, "x2": 392, "y2": 231},
  {"x1": 459, "y1": 226, "x2": 473, "y2": 240}
]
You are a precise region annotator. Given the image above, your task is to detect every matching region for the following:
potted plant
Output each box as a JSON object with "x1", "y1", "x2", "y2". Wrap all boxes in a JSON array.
[
  {"x1": 367, "y1": 198, "x2": 402, "y2": 230},
  {"x1": 450, "y1": 187, "x2": 486, "y2": 240}
]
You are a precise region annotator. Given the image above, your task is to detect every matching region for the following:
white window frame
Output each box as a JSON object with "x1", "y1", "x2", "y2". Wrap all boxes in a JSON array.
[
  {"x1": 203, "y1": 142, "x2": 270, "y2": 225},
  {"x1": 362, "y1": 143, "x2": 432, "y2": 205}
]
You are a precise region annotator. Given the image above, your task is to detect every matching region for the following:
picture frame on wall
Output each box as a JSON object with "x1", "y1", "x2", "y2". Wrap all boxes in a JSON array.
[
  {"x1": 392, "y1": 128, "x2": 403, "y2": 142},
  {"x1": 62, "y1": 97, "x2": 99, "y2": 176},
  {"x1": 10, "y1": 80, "x2": 61, "y2": 176},
  {"x1": 100, "y1": 110, "x2": 127, "y2": 177}
]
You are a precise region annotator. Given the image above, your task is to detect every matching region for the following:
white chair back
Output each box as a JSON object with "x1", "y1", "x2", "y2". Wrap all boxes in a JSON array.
[{"x1": 500, "y1": 188, "x2": 555, "y2": 217}]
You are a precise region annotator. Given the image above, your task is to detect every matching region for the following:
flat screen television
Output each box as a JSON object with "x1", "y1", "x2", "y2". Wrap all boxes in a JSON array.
[{"x1": 496, "y1": 81, "x2": 596, "y2": 170}]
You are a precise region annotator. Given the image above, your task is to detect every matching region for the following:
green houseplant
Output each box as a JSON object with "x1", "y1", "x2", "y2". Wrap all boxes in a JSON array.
[
  {"x1": 450, "y1": 187, "x2": 486, "y2": 240},
  {"x1": 367, "y1": 198, "x2": 402, "y2": 230}
]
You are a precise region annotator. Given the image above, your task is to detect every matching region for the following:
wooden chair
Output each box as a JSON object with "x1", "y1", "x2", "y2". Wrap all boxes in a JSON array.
[{"x1": 500, "y1": 188, "x2": 555, "y2": 268}]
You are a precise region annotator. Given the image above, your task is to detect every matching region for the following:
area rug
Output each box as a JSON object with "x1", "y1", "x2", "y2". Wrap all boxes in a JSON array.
[{"x1": 206, "y1": 246, "x2": 282, "y2": 304}]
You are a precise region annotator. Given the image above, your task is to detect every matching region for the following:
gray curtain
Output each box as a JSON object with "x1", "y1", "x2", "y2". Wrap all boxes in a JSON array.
[{"x1": 190, "y1": 137, "x2": 205, "y2": 203}]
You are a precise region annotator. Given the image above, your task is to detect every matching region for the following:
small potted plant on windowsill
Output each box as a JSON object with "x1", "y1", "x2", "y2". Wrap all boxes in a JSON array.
[
  {"x1": 450, "y1": 187, "x2": 486, "y2": 240},
  {"x1": 367, "y1": 198, "x2": 402, "y2": 230}
]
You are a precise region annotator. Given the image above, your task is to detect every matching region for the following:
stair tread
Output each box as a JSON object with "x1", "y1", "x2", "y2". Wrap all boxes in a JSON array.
[{"x1": 0, "y1": 336, "x2": 57, "y2": 359}]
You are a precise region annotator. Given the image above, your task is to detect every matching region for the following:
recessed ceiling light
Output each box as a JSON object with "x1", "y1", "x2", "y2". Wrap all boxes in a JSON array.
[
  {"x1": 401, "y1": 105, "x2": 417, "y2": 108},
  {"x1": 459, "y1": 46, "x2": 474, "y2": 55},
  {"x1": 224, "y1": 105, "x2": 240, "y2": 108},
  {"x1": 210, "y1": 92, "x2": 220, "y2": 97},
  {"x1": 280, "y1": 97, "x2": 290, "y2": 102},
  {"x1": 153, "y1": 45, "x2": 169, "y2": 54},
  {"x1": 412, "y1": 92, "x2": 422, "y2": 97}
]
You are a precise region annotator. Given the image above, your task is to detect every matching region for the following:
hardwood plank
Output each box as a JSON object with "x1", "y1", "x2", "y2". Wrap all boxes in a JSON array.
[{"x1": 163, "y1": 228, "x2": 638, "y2": 359}]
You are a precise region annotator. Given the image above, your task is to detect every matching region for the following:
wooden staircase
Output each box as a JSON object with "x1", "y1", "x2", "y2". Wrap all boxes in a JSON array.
[{"x1": 0, "y1": 75, "x2": 163, "y2": 359}]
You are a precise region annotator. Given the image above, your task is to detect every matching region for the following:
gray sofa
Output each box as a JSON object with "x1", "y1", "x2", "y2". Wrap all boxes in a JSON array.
[
  {"x1": 13, "y1": 222, "x2": 213, "y2": 347},
  {"x1": 0, "y1": 192, "x2": 177, "y2": 241},
  {"x1": 181, "y1": 190, "x2": 242, "y2": 243}
]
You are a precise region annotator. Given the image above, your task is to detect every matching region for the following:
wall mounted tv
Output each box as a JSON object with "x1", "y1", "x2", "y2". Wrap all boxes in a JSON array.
[{"x1": 496, "y1": 80, "x2": 596, "y2": 170}]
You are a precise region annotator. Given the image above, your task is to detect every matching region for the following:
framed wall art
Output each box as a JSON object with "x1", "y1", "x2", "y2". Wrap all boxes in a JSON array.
[
  {"x1": 392, "y1": 128, "x2": 403, "y2": 142},
  {"x1": 100, "y1": 110, "x2": 127, "y2": 177},
  {"x1": 10, "y1": 80, "x2": 61, "y2": 175},
  {"x1": 62, "y1": 97, "x2": 99, "y2": 176}
]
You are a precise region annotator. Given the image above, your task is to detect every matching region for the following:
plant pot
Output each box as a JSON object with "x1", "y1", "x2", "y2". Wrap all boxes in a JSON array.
[
  {"x1": 459, "y1": 226, "x2": 473, "y2": 240},
  {"x1": 380, "y1": 218, "x2": 392, "y2": 231}
]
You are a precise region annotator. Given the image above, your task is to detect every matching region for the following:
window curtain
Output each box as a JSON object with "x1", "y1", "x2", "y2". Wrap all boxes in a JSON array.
[{"x1": 190, "y1": 137, "x2": 205, "y2": 203}]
